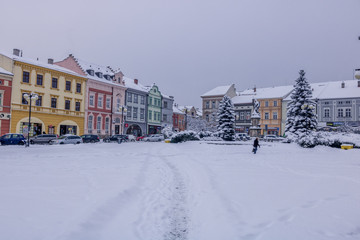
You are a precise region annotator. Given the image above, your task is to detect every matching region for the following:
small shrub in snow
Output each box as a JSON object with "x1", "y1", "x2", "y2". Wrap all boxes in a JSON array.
[
  {"x1": 199, "y1": 131, "x2": 213, "y2": 138},
  {"x1": 170, "y1": 131, "x2": 200, "y2": 143}
]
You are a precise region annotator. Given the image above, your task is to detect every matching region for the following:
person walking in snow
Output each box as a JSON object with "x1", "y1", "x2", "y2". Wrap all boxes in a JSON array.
[{"x1": 253, "y1": 137, "x2": 260, "y2": 154}]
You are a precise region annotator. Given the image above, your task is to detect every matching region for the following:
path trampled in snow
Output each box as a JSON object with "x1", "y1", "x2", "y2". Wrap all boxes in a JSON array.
[{"x1": 0, "y1": 142, "x2": 359, "y2": 240}]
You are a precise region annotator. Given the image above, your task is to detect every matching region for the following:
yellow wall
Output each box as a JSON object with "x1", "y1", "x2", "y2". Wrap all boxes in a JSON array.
[{"x1": 8, "y1": 59, "x2": 87, "y2": 135}]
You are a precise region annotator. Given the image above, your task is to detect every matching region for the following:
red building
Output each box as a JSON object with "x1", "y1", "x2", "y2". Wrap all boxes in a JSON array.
[
  {"x1": 0, "y1": 67, "x2": 13, "y2": 135},
  {"x1": 173, "y1": 105, "x2": 186, "y2": 132}
]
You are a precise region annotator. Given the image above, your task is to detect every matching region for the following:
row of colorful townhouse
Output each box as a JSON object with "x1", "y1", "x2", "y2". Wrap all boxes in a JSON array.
[
  {"x1": 0, "y1": 49, "x2": 185, "y2": 137},
  {"x1": 201, "y1": 79, "x2": 360, "y2": 136}
]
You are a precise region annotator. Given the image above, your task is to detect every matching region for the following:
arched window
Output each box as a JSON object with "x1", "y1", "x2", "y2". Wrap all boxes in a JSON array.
[
  {"x1": 105, "y1": 117, "x2": 110, "y2": 133},
  {"x1": 115, "y1": 117, "x2": 121, "y2": 124},
  {"x1": 97, "y1": 116, "x2": 102, "y2": 133},
  {"x1": 88, "y1": 116, "x2": 93, "y2": 130},
  {"x1": 117, "y1": 98, "x2": 120, "y2": 110}
]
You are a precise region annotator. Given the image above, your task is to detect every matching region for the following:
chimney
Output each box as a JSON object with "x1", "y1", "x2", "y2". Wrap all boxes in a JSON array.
[
  {"x1": 48, "y1": 58, "x2": 54, "y2": 64},
  {"x1": 134, "y1": 79, "x2": 138, "y2": 85},
  {"x1": 341, "y1": 82, "x2": 345, "y2": 88},
  {"x1": 13, "y1": 49, "x2": 20, "y2": 56}
]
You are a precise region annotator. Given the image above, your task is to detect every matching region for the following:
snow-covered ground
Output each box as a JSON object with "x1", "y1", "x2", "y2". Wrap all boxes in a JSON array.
[{"x1": 0, "y1": 141, "x2": 359, "y2": 240}]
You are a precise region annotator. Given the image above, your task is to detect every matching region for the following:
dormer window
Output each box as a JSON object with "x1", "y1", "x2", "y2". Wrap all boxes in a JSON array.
[
  {"x1": 86, "y1": 69, "x2": 94, "y2": 76},
  {"x1": 95, "y1": 72, "x2": 103, "y2": 78},
  {"x1": 104, "y1": 74, "x2": 111, "y2": 81}
]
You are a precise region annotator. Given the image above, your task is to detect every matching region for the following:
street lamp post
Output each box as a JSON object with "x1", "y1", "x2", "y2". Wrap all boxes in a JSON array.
[
  {"x1": 23, "y1": 93, "x2": 38, "y2": 147},
  {"x1": 118, "y1": 105, "x2": 127, "y2": 134}
]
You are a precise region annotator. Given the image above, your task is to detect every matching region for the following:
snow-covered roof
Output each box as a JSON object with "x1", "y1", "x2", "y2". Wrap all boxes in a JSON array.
[
  {"x1": 231, "y1": 95, "x2": 254, "y2": 104},
  {"x1": 123, "y1": 77, "x2": 147, "y2": 92},
  {"x1": 72, "y1": 56, "x2": 116, "y2": 83},
  {"x1": 0, "y1": 67, "x2": 13, "y2": 76},
  {"x1": 201, "y1": 85, "x2": 233, "y2": 97},
  {"x1": 240, "y1": 85, "x2": 293, "y2": 99},
  {"x1": 284, "y1": 80, "x2": 360, "y2": 101},
  {"x1": 173, "y1": 104, "x2": 184, "y2": 114},
  {"x1": 162, "y1": 93, "x2": 174, "y2": 100},
  {"x1": 0, "y1": 52, "x2": 85, "y2": 78}
]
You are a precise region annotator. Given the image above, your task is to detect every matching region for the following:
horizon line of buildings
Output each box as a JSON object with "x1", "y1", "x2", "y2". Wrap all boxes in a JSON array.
[{"x1": 0, "y1": 48, "x2": 198, "y2": 137}]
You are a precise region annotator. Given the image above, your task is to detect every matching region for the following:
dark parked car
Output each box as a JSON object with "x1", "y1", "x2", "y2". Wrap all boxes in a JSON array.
[
  {"x1": 0, "y1": 134, "x2": 26, "y2": 145},
  {"x1": 103, "y1": 134, "x2": 128, "y2": 143},
  {"x1": 81, "y1": 134, "x2": 100, "y2": 143},
  {"x1": 30, "y1": 134, "x2": 58, "y2": 144}
]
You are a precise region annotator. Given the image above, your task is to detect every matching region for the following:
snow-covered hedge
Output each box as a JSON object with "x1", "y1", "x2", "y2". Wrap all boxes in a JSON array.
[
  {"x1": 170, "y1": 131, "x2": 200, "y2": 143},
  {"x1": 287, "y1": 131, "x2": 360, "y2": 148}
]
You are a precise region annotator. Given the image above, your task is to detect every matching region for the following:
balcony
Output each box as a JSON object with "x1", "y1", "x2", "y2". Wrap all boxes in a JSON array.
[{"x1": 13, "y1": 103, "x2": 85, "y2": 117}]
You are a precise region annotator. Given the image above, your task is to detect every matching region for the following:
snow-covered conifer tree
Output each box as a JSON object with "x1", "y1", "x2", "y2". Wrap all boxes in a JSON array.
[
  {"x1": 217, "y1": 95, "x2": 235, "y2": 141},
  {"x1": 285, "y1": 70, "x2": 318, "y2": 143}
]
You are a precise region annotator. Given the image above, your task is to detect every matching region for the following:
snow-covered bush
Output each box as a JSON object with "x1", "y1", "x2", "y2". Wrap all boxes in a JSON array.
[
  {"x1": 198, "y1": 130, "x2": 213, "y2": 138},
  {"x1": 217, "y1": 95, "x2": 235, "y2": 141},
  {"x1": 162, "y1": 125, "x2": 175, "y2": 139},
  {"x1": 170, "y1": 131, "x2": 200, "y2": 143}
]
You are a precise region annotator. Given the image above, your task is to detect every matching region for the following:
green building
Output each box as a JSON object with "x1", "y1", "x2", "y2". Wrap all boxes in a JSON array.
[{"x1": 147, "y1": 84, "x2": 162, "y2": 134}]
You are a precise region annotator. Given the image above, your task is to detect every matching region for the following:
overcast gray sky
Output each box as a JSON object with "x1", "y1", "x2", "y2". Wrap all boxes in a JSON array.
[{"x1": 1, "y1": 0, "x2": 359, "y2": 107}]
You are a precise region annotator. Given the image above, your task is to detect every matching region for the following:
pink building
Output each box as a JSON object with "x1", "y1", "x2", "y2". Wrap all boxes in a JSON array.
[
  {"x1": 55, "y1": 55, "x2": 126, "y2": 136},
  {"x1": 0, "y1": 67, "x2": 13, "y2": 135}
]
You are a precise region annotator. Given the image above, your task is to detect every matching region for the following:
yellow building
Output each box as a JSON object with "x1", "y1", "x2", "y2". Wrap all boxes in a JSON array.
[{"x1": 0, "y1": 50, "x2": 87, "y2": 136}]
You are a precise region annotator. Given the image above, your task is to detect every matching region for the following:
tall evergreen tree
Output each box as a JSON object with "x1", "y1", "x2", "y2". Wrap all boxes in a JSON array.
[
  {"x1": 285, "y1": 70, "x2": 318, "y2": 139},
  {"x1": 217, "y1": 95, "x2": 235, "y2": 141}
]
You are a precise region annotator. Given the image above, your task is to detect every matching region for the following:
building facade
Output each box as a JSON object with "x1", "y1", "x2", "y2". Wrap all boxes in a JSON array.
[
  {"x1": 232, "y1": 95, "x2": 253, "y2": 133},
  {"x1": 161, "y1": 94, "x2": 174, "y2": 130},
  {"x1": 0, "y1": 50, "x2": 87, "y2": 136},
  {"x1": 147, "y1": 84, "x2": 162, "y2": 134},
  {"x1": 0, "y1": 67, "x2": 13, "y2": 135},
  {"x1": 55, "y1": 55, "x2": 127, "y2": 137},
  {"x1": 201, "y1": 84, "x2": 236, "y2": 124},
  {"x1": 172, "y1": 104, "x2": 186, "y2": 132},
  {"x1": 124, "y1": 78, "x2": 148, "y2": 137}
]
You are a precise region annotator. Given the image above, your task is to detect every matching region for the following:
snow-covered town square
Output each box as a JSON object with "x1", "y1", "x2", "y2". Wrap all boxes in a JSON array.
[{"x1": 1, "y1": 141, "x2": 359, "y2": 240}]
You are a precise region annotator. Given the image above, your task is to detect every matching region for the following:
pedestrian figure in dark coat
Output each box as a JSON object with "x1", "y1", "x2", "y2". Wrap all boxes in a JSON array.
[{"x1": 253, "y1": 138, "x2": 260, "y2": 154}]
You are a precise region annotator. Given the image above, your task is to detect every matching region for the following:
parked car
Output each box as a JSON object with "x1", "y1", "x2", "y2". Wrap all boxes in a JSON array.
[
  {"x1": 30, "y1": 134, "x2": 58, "y2": 144},
  {"x1": 81, "y1": 134, "x2": 100, "y2": 143},
  {"x1": 143, "y1": 134, "x2": 164, "y2": 142},
  {"x1": 126, "y1": 135, "x2": 136, "y2": 142},
  {"x1": 50, "y1": 135, "x2": 82, "y2": 144},
  {"x1": 0, "y1": 133, "x2": 26, "y2": 145},
  {"x1": 263, "y1": 135, "x2": 281, "y2": 142},
  {"x1": 103, "y1": 134, "x2": 128, "y2": 143},
  {"x1": 136, "y1": 136, "x2": 145, "y2": 141},
  {"x1": 236, "y1": 133, "x2": 251, "y2": 141}
]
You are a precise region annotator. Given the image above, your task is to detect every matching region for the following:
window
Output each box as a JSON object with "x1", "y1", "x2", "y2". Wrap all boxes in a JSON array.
[
  {"x1": 127, "y1": 106, "x2": 132, "y2": 118},
  {"x1": 149, "y1": 110, "x2": 152, "y2": 120},
  {"x1": 273, "y1": 112, "x2": 278, "y2": 120},
  {"x1": 36, "y1": 74, "x2": 43, "y2": 86},
  {"x1": 88, "y1": 116, "x2": 93, "y2": 130},
  {"x1": 76, "y1": 83, "x2": 81, "y2": 93},
  {"x1": 0, "y1": 93, "x2": 2, "y2": 106},
  {"x1": 273, "y1": 101, "x2": 277, "y2": 107},
  {"x1": 98, "y1": 95, "x2": 103, "y2": 108},
  {"x1": 75, "y1": 101, "x2": 80, "y2": 111},
  {"x1": 338, "y1": 109, "x2": 344, "y2": 117},
  {"x1": 106, "y1": 97, "x2": 111, "y2": 109},
  {"x1": 324, "y1": 108, "x2": 330, "y2": 118},
  {"x1": 127, "y1": 92, "x2": 132, "y2": 102},
  {"x1": 206, "y1": 101, "x2": 209, "y2": 109},
  {"x1": 22, "y1": 93, "x2": 29, "y2": 104},
  {"x1": 140, "y1": 96, "x2": 145, "y2": 105},
  {"x1": 149, "y1": 97, "x2": 153, "y2": 105},
  {"x1": 97, "y1": 116, "x2": 101, "y2": 133},
  {"x1": 35, "y1": 96, "x2": 42, "y2": 106},
  {"x1": 265, "y1": 112, "x2": 269, "y2": 119},
  {"x1": 66, "y1": 81, "x2": 71, "y2": 91},
  {"x1": 52, "y1": 78, "x2": 58, "y2": 88},
  {"x1": 105, "y1": 118, "x2": 109, "y2": 133},
  {"x1": 345, "y1": 108, "x2": 351, "y2": 118},
  {"x1": 51, "y1": 98, "x2": 57, "y2": 108},
  {"x1": 345, "y1": 101, "x2": 351, "y2": 104},
  {"x1": 265, "y1": 101, "x2": 269, "y2": 107},
  {"x1": 117, "y1": 98, "x2": 120, "y2": 110},
  {"x1": 246, "y1": 111, "x2": 251, "y2": 120},
  {"x1": 212, "y1": 101, "x2": 216, "y2": 109},
  {"x1": 140, "y1": 108, "x2": 145, "y2": 120},
  {"x1": 324, "y1": 101, "x2": 329, "y2": 105},
  {"x1": 23, "y1": 71, "x2": 30, "y2": 83},
  {"x1": 164, "y1": 101, "x2": 168, "y2": 109},
  {"x1": 89, "y1": 95, "x2": 94, "y2": 106},
  {"x1": 65, "y1": 100, "x2": 71, "y2": 110},
  {"x1": 134, "y1": 94, "x2": 138, "y2": 103},
  {"x1": 240, "y1": 112, "x2": 244, "y2": 120},
  {"x1": 133, "y1": 107, "x2": 138, "y2": 119},
  {"x1": 163, "y1": 114, "x2": 167, "y2": 122}
]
